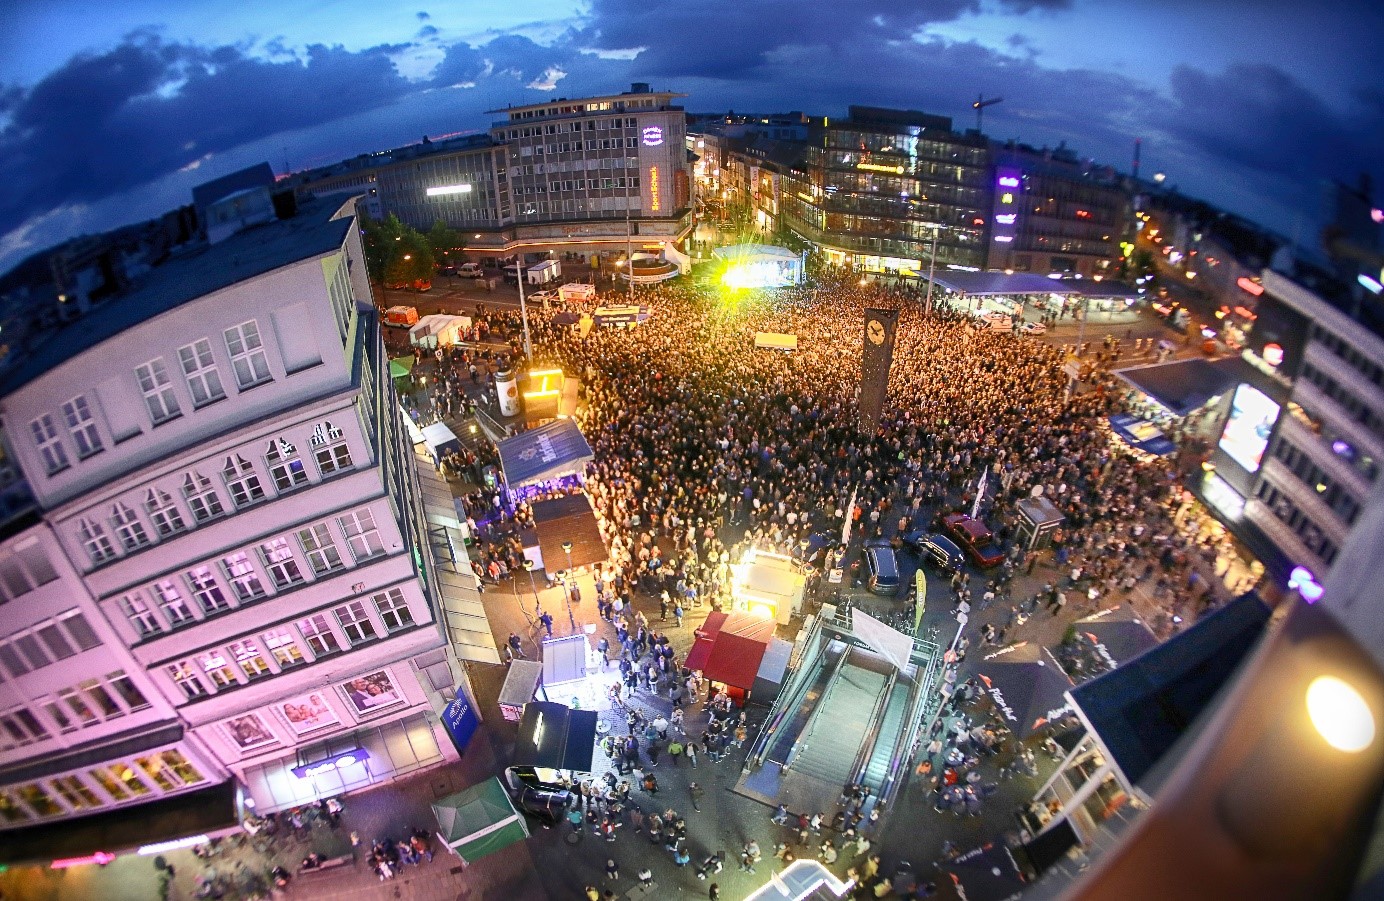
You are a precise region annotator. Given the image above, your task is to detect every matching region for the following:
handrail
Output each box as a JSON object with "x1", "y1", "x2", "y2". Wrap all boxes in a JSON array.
[
  {"x1": 878, "y1": 644, "x2": 943, "y2": 811},
  {"x1": 783, "y1": 645, "x2": 853, "y2": 769},
  {"x1": 747, "y1": 616, "x2": 827, "y2": 768},
  {"x1": 848, "y1": 669, "x2": 897, "y2": 788}
]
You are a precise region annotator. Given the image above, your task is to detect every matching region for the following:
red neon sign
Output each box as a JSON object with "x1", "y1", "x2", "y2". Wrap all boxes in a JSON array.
[
  {"x1": 51, "y1": 852, "x2": 115, "y2": 869},
  {"x1": 1237, "y1": 277, "x2": 1264, "y2": 296}
]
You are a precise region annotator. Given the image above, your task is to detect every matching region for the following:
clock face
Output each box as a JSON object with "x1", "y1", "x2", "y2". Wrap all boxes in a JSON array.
[{"x1": 867, "y1": 319, "x2": 886, "y2": 345}]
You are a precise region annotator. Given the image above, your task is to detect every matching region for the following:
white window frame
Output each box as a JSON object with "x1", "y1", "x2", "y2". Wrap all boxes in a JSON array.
[
  {"x1": 186, "y1": 565, "x2": 230, "y2": 614},
  {"x1": 120, "y1": 592, "x2": 163, "y2": 638},
  {"x1": 221, "y1": 455, "x2": 265, "y2": 508},
  {"x1": 105, "y1": 671, "x2": 150, "y2": 712},
  {"x1": 263, "y1": 627, "x2": 305, "y2": 668},
  {"x1": 30, "y1": 414, "x2": 69, "y2": 475},
  {"x1": 111, "y1": 503, "x2": 150, "y2": 552},
  {"x1": 259, "y1": 537, "x2": 303, "y2": 589},
  {"x1": 78, "y1": 518, "x2": 117, "y2": 566},
  {"x1": 153, "y1": 579, "x2": 194, "y2": 627},
  {"x1": 265, "y1": 438, "x2": 308, "y2": 492},
  {"x1": 333, "y1": 600, "x2": 377, "y2": 644},
  {"x1": 178, "y1": 338, "x2": 226, "y2": 407},
  {"x1": 224, "y1": 320, "x2": 272, "y2": 389},
  {"x1": 182, "y1": 472, "x2": 225, "y2": 523},
  {"x1": 62, "y1": 396, "x2": 102, "y2": 458},
  {"x1": 298, "y1": 614, "x2": 341, "y2": 656},
  {"x1": 167, "y1": 662, "x2": 209, "y2": 700},
  {"x1": 339, "y1": 509, "x2": 385, "y2": 561},
  {"x1": 297, "y1": 524, "x2": 343, "y2": 576},
  {"x1": 310, "y1": 421, "x2": 353, "y2": 476},
  {"x1": 221, "y1": 551, "x2": 265, "y2": 601},
  {"x1": 135, "y1": 358, "x2": 181, "y2": 424},
  {"x1": 228, "y1": 639, "x2": 271, "y2": 680},
  {"x1": 373, "y1": 587, "x2": 414, "y2": 632},
  {"x1": 145, "y1": 488, "x2": 187, "y2": 537},
  {"x1": 199, "y1": 649, "x2": 239, "y2": 689}
]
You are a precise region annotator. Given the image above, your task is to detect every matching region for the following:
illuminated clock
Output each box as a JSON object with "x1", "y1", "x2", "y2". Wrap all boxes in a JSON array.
[{"x1": 867, "y1": 319, "x2": 886, "y2": 345}]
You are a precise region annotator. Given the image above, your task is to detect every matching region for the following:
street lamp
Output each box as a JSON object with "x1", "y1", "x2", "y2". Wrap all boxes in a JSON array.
[
  {"x1": 561, "y1": 540, "x2": 576, "y2": 631},
  {"x1": 523, "y1": 558, "x2": 541, "y2": 624}
]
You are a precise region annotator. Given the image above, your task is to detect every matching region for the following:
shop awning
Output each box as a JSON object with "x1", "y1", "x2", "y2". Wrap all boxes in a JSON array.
[
  {"x1": 686, "y1": 611, "x2": 775, "y2": 689},
  {"x1": 531, "y1": 493, "x2": 607, "y2": 570},
  {"x1": 975, "y1": 645, "x2": 1075, "y2": 739},
  {"x1": 1067, "y1": 592, "x2": 1271, "y2": 800},
  {"x1": 1115, "y1": 356, "x2": 1266, "y2": 417},
  {"x1": 1108, "y1": 413, "x2": 1177, "y2": 456},
  {"x1": 389, "y1": 356, "x2": 415, "y2": 379},
  {"x1": 422, "y1": 422, "x2": 462, "y2": 463},
  {"x1": 936, "y1": 840, "x2": 1029, "y2": 901},
  {"x1": 512, "y1": 702, "x2": 598, "y2": 773},
  {"x1": 432, "y1": 777, "x2": 529, "y2": 864},
  {"x1": 921, "y1": 270, "x2": 1062, "y2": 296},
  {"x1": 496, "y1": 418, "x2": 594, "y2": 487},
  {"x1": 1071, "y1": 610, "x2": 1160, "y2": 669}
]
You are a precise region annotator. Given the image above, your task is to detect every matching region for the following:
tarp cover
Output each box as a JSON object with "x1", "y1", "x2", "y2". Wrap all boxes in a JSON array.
[
  {"x1": 1072, "y1": 610, "x2": 1160, "y2": 668},
  {"x1": 496, "y1": 418, "x2": 594, "y2": 487},
  {"x1": 937, "y1": 841, "x2": 1028, "y2": 901},
  {"x1": 975, "y1": 646, "x2": 1075, "y2": 739},
  {"x1": 431, "y1": 777, "x2": 528, "y2": 863},
  {"x1": 1108, "y1": 413, "x2": 1178, "y2": 457},
  {"x1": 922, "y1": 270, "x2": 1062, "y2": 296},
  {"x1": 512, "y1": 701, "x2": 598, "y2": 772},
  {"x1": 1115, "y1": 355, "x2": 1267, "y2": 417}
]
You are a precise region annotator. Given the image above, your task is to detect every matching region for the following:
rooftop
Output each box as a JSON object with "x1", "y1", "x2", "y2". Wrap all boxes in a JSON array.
[{"x1": 0, "y1": 197, "x2": 353, "y2": 395}]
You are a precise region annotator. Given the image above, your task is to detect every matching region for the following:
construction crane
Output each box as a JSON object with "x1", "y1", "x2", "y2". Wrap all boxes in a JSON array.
[{"x1": 972, "y1": 95, "x2": 1003, "y2": 133}]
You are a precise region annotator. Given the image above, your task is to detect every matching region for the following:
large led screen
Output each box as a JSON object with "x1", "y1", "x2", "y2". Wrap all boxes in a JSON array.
[{"x1": 1218, "y1": 384, "x2": 1281, "y2": 473}]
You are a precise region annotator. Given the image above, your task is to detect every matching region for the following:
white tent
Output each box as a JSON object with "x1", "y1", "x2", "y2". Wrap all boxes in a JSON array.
[{"x1": 422, "y1": 422, "x2": 461, "y2": 464}]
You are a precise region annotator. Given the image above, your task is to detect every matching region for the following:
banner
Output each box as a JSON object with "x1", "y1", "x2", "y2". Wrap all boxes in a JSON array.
[
  {"x1": 853, "y1": 609, "x2": 915, "y2": 672},
  {"x1": 442, "y1": 688, "x2": 482, "y2": 755},
  {"x1": 914, "y1": 569, "x2": 928, "y2": 635},
  {"x1": 859, "y1": 308, "x2": 900, "y2": 433}
]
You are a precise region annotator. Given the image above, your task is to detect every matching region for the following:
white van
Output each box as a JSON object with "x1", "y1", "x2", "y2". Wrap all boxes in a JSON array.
[{"x1": 972, "y1": 312, "x2": 1013, "y2": 332}]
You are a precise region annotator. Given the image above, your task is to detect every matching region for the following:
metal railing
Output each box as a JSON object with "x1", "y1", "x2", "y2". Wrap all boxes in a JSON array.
[
  {"x1": 747, "y1": 614, "x2": 828, "y2": 769},
  {"x1": 781, "y1": 645, "x2": 854, "y2": 770},
  {"x1": 847, "y1": 669, "x2": 898, "y2": 788}
]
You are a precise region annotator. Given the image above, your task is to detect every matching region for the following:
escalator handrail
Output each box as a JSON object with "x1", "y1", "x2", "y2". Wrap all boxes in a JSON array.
[
  {"x1": 848, "y1": 668, "x2": 897, "y2": 788},
  {"x1": 784, "y1": 644, "x2": 855, "y2": 768}
]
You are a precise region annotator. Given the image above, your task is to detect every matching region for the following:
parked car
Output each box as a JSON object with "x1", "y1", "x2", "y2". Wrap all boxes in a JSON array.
[
  {"x1": 528, "y1": 290, "x2": 558, "y2": 305},
  {"x1": 1020, "y1": 321, "x2": 1047, "y2": 336},
  {"x1": 971, "y1": 312, "x2": 1012, "y2": 332},
  {"x1": 438, "y1": 265, "x2": 457, "y2": 277},
  {"x1": 940, "y1": 513, "x2": 1006, "y2": 567},
  {"x1": 863, "y1": 541, "x2": 902, "y2": 595},
  {"x1": 457, "y1": 263, "x2": 485, "y2": 278},
  {"x1": 901, "y1": 531, "x2": 966, "y2": 573}
]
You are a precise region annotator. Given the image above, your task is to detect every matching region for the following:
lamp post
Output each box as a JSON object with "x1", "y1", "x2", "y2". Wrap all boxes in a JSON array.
[
  {"x1": 523, "y1": 558, "x2": 541, "y2": 623},
  {"x1": 516, "y1": 259, "x2": 533, "y2": 362},
  {"x1": 924, "y1": 223, "x2": 940, "y2": 316},
  {"x1": 561, "y1": 540, "x2": 576, "y2": 631}
]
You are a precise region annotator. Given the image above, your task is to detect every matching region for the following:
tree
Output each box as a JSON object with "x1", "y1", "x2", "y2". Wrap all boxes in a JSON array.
[
  {"x1": 427, "y1": 220, "x2": 465, "y2": 263},
  {"x1": 360, "y1": 214, "x2": 407, "y2": 285},
  {"x1": 361, "y1": 214, "x2": 436, "y2": 287}
]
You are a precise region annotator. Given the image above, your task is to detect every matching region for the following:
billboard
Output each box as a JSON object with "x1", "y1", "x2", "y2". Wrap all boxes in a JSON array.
[{"x1": 1218, "y1": 384, "x2": 1281, "y2": 473}]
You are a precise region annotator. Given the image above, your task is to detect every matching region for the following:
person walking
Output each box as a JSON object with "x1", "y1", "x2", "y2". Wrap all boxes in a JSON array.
[
  {"x1": 507, "y1": 632, "x2": 525, "y2": 659},
  {"x1": 709, "y1": 884, "x2": 721, "y2": 901},
  {"x1": 772, "y1": 803, "x2": 790, "y2": 825},
  {"x1": 538, "y1": 611, "x2": 553, "y2": 637},
  {"x1": 685, "y1": 739, "x2": 699, "y2": 768},
  {"x1": 668, "y1": 739, "x2": 684, "y2": 766},
  {"x1": 605, "y1": 858, "x2": 619, "y2": 881},
  {"x1": 689, "y1": 781, "x2": 705, "y2": 812}
]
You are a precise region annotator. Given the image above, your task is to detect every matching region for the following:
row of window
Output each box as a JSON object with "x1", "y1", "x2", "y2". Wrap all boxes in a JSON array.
[
  {"x1": 30, "y1": 322, "x2": 272, "y2": 477},
  {"x1": 163, "y1": 587, "x2": 416, "y2": 701},
  {"x1": 1300, "y1": 362, "x2": 1384, "y2": 442},
  {"x1": 513, "y1": 178, "x2": 642, "y2": 195},
  {"x1": 1269, "y1": 436, "x2": 1363, "y2": 526},
  {"x1": 1311, "y1": 324, "x2": 1384, "y2": 390},
  {"x1": 117, "y1": 507, "x2": 386, "y2": 639},
  {"x1": 0, "y1": 670, "x2": 152, "y2": 751},
  {"x1": 74, "y1": 421, "x2": 353, "y2": 569},
  {"x1": 0, "y1": 538, "x2": 60, "y2": 604},
  {"x1": 512, "y1": 157, "x2": 638, "y2": 177},
  {"x1": 1254, "y1": 480, "x2": 1340, "y2": 565},
  {"x1": 0, "y1": 750, "x2": 205, "y2": 824},
  {"x1": 0, "y1": 610, "x2": 102, "y2": 678},
  {"x1": 506, "y1": 116, "x2": 643, "y2": 137}
]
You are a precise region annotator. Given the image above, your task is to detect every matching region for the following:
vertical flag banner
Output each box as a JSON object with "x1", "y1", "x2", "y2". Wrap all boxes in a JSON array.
[{"x1": 859, "y1": 308, "x2": 900, "y2": 432}]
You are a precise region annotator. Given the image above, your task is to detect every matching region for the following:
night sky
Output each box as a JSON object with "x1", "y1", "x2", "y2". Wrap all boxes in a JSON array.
[{"x1": 2, "y1": 0, "x2": 1381, "y2": 273}]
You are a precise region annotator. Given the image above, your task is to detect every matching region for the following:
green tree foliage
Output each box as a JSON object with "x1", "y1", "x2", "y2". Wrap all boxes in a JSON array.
[
  {"x1": 360, "y1": 214, "x2": 458, "y2": 287},
  {"x1": 427, "y1": 220, "x2": 465, "y2": 262}
]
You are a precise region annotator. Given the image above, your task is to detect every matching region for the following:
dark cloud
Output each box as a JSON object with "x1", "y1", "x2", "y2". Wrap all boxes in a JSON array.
[
  {"x1": 0, "y1": 33, "x2": 413, "y2": 231},
  {"x1": 417, "y1": 10, "x2": 431, "y2": 20},
  {"x1": 417, "y1": 25, "x2": 439, "y2": 39},
  {"x1": 996, "y1": 0, "x2": 1073, "y2": 11}
]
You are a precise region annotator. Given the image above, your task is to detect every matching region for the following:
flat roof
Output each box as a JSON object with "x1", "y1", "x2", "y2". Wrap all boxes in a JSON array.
[
  {"x1": 0, "y1": 197, "x2": 353, "y2": 394},
  {"x1": 1115, "y1": 355, "x2": 1270, "y2": 417},
  {"x1": 922, "y1": 270, "x2": 1066, "y2": 296}
]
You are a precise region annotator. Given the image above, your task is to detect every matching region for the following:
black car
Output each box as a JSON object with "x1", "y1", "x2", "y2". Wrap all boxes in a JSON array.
[
  {"x1": 902, "y1": 531, "x2": 966, "y2": 573},
  {"x1": 863, "y1": 541, "x2": 902, "y2": 596}
]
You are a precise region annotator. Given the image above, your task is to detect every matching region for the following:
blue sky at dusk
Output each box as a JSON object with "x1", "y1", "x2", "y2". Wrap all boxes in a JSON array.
[{"x1": 1, "y1": 0, "x2": 1380, "y2": 272}]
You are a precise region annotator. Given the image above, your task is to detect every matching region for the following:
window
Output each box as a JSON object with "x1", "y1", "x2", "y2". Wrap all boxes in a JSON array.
[
  {"x1": 78, "y1": 517, "x2": 117, "y2": 566},
  {"x1": 42, "y1": 699, "x2": 74, "y2": 733},
  {"x1": 187, "y1": 566, "x2": 230, "y2": 614},
  {"x1": 373, "y1": 587, "x2": 414, "y2": 632},
  {"x1": 58, "y1": 688, "x2": 99, "y2": 726},
  {"x1": 111, "y1": 502, "x2": 150, "y2": 551},
  {"x1": 120, "y1": 592, "x2": 162, "y2": 637},
  {"x1": 30, "y1": 414, "x2": 69, "y2": 474},
  {"x1": 182, "y1": 471, "x2": 225, "y2": 523},
  {"x1": 0, "y1": 708, "x2": 49, "y2": 749},
  {"x1": 17, "y1": 783, "x2": 62, "y2": 817},
  {"x1": 224, "y1": 320, "x2": 272, "y2": 388},
  {"x1": 259, "y1": 537, "x2": 303, "y2": 588},
  {"x1": 222, "y1": 551, "x2": 265, "y2": 601},
  {"x1": 49, "y1": 775, "x2": 101, "y2": 811},
  {"x1": 106, "y1": 671, "x2": 150, "y2": 711},
  {"x1": 76, "y1": 677, "x2": 123, "y2": 720},
  {"x1": 36, "y1": 623, "x2": 74, "y2": 660},
  {"x1": 146, "y1": 488, "x2": 187, "y2": 537},
  {"x1": 59, "y1": 611, "x2": 101, "y2": 651},
  {"x1": 222, "y1": 455, "x2": 265, "y2": 508},
  {"x1": 137, "y1": 750, "x2": 204, "y2": 789},
  {"x1": 334, "y1": 600, "x2": 376, "y2": 643},
  {"x1": 178, "y1": 339, "x2": 226, "y2": 406},
  {"x1": 263, "y1": 627, "x2": 304, "y2": 669},
  {"x1": 0, "y1": 789, "x2": 33, "y2": 823},
  {"x1": 339, "y1": 509, "x2": 385, "y2": 561},
  {"x1": 62, "y1": 396, "x2": 102, "y2": 457},
  {"x1": 199, "y1": 650, "x2": 238, "y2": 689},
  {"x1": 87, "y1": 766, "x2": 132, "y2": 801},
  {"x1": 135, "y1": 359, "x2": 181, "y2": 424},
  {"x1": 298, "y1": 613, "x2": 341, "y2": 656},
  {"x1": 167, "y1": 662, "x2": 208, "y2": 700},
  {"x1": 16, "y1": 633, "x2": 50, "y2": 669},
  {"x1": 297, "y1": 524, "x2": 343, "y2": 575},
  {"x1": 229, "y1": 639, "x2": 271, "y2": 680},
  {"x1": 153, "y1": 578, "x2": 195, "y2": 627},
  {"x1": 266, "y1": 438, "x2": 308, "y2": 492},
  {"x1": 310, "y1": 421, "x2": 353, "y2": 475},
  {"x1": 0, "y1": 642, "x2": 29, "y2": 677},
  {"x1": 95, "y1": 762, "x2": 151, "y2": 797}
]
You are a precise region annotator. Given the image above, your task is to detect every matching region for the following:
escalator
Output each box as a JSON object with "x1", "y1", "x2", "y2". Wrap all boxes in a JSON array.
[
  {"x1": 860, "y1": 675, "x2": 915, "y2": 793},
  {"x1": 766, "y1": 641, "x2": 846, "y2": 765},
  {"x1": 787, "y1": 663, "x2": 889, "y2": 787}
]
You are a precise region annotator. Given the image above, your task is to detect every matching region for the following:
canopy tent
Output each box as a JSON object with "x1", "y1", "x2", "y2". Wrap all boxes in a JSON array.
[
  {"x1": 531, "y1": 493, "x2": 608, "y2": 571},
  {"x1": 1072, "y1": 610, "x2": 1160, "y2": 669},
  {"x1": 1108, "y1": 412, "x2": 1178, "y2": 457},
  {"x1": 754, "y1": 332, "x2": 798, "y2": 352},
  {"x1": 389, "y1": 356, "x2": 415, "y2": 379},
  {"x1": 936, "y1": 841, "x2": 1028, "y2": 901},
  {"x1": 512, "y1": 701, "x2": 598, "y2": 773},
  {"x1": 686, "y1": 611, "x2": 776, "y2": 690},
  {"x1": 1115, "y1": 355, "x2": 1267, "y2": 417},
  {"x1": 495, "y1": 419, "x2": 594, "y2": 488},
  {"x1": 713, "y1": 243, "x2": 803, "y2": 289},
  {"x1": 975, "y1": 645, "x2": 1075, "y2": 739},
  {"x1": 421, "y1": 422, "x2": 462, "y2": 465},
  {"x1": 920, "y1": 270, "x2": 1061, "y2": 297},
  {"x1": 431, "y1": 777, "x2": 529, "y2": 864}
]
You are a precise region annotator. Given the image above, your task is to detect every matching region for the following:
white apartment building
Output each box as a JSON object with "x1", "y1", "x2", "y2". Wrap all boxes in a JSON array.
[{"x1": 0, "y1": 191, "x2": 497, "y2": 858}]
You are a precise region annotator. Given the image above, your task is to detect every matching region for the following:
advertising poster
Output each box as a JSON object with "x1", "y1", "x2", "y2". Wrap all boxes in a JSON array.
[
  {"x1": 280, "y1": 692, "x2": 340, "y2": 735},
  {"x1": 1217, "y1": 384, "x2": 1281, "y2": 472},
  {"x1": 339, "y1": 669, "x2": 405, "y2": 717},
  {"x1": 223, "y1": 712, "x2": 278, "y2": 750}
]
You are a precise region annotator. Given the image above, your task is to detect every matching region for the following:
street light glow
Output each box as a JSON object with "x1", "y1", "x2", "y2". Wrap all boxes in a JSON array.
[{"x1": 1307, "y1": 676, "x2": 1375, "y2": 752}]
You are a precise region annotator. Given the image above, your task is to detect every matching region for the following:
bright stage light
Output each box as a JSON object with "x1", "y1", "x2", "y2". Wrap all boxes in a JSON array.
[{"x1": 1307, "y1": 676, "x2": 1375, "y2": 753}]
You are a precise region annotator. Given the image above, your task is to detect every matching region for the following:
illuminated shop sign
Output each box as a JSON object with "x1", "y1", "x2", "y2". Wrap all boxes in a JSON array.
[
  {"x1": 649, "y1": 166, "x2": 660, "y2": 211},
  {"x1": 1237, "y1": 276, "x2": 1264, "y2": 296},
  {"x1": 642, "y1": 126, "x2": 664, "y2": 147},
  {"x1": 995, "y1": 214, "x2": 1016, "y2": 225},
  {"x1": 998, "y1": 176, "x2": 1020, "y2": 188},
  {"x1": 856, "y1": 162, "x2": 905, "y2": 174},
  {"x1": 993, "y1": 167, "x2": 1022, "y2": 247},
  {"x1": 291, "y1": 747, "x2": 369, "y2": 778},
  {"x1": 426, "y1": 184, "x2": 472, "y2": 196}
]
